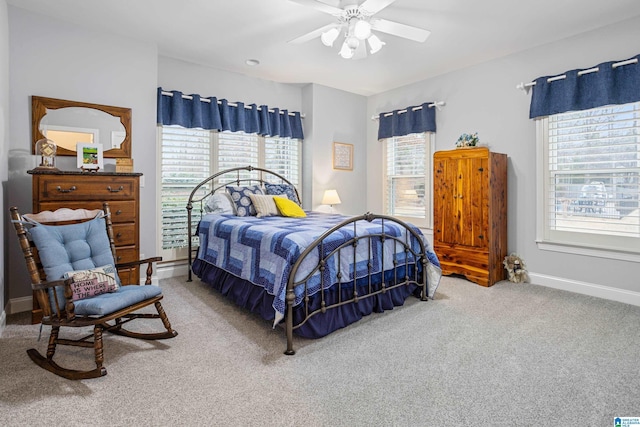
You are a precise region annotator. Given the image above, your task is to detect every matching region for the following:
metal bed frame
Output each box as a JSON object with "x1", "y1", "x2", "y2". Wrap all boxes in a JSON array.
[{"x1": 186, "y1": 166, "x2": 430, "y2": 354}]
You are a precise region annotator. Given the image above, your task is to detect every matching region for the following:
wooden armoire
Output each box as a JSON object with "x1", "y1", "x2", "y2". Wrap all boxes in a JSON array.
[{"x1": 433, "y1": 147, "x2": 507, "y2": 287}]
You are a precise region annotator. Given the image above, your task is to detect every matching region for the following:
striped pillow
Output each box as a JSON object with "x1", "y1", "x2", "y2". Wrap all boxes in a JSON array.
[{"x1": 249, "y1": 194, "x2": 280, "y2": 217}]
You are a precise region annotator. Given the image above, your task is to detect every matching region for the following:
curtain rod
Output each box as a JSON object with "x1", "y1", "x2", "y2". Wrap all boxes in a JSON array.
[
  {"x1": 516, "y1": 57, "x2": 638, "y2": 93},
  {"x1": 371, "y1": 101, "x2": 446, "y2": 121},
  {"x1": 161, "y1": 90, "x2": 305, "y2": 118}
]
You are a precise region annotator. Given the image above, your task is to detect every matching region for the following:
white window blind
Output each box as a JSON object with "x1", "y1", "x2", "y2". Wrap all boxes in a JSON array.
[
  {"x1": 542, "y1": 102, "x2": 640, "y2": 253},
  {"x1": 159, "y1": 127, "x2": 301, "y2": 261},
  {"x1": 265, "y1": 137, "x2": 300, "y2": 186},
  {"x1": 160, "y1": 126, "x2": 211, "y2": 259},
  {"x1": 383, "y1": 133, "x2": 429, "y2": 225}
]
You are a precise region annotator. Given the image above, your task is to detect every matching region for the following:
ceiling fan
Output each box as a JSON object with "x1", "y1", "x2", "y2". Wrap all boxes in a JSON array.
[{"x1": 288, "y1": 0, "x2": 430, "y2": 59}]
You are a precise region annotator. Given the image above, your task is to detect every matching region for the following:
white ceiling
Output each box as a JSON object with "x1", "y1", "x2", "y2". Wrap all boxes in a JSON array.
[{"x1": 8, "y1": 0, "x2": 640, "y2": 96}]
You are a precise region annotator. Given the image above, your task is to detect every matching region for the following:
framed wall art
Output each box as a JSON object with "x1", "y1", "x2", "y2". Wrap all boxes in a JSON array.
[
  {"x1": 76, "y1": 143, "x2": 104, "y2": 171},
  {"x1": 333, "y1": 142, "x2": 353, "y2": 171}
]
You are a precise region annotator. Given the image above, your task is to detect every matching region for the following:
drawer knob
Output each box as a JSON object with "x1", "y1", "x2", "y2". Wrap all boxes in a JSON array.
[
  {"x1": 116, "y1": 232, "x2": 122, "y2": 238},
  {"x1": 56, "y1": 185, "x2": 77, "y2": 193},
  {"x1": 116, "y1": 210, "x2": 122, "y2": 215},
  {"x1": 107, "y1": 185, "x2": 124, "y2": 193},
  {"x1": 117, "y1": 256, "x2": 122, "y2": 261}
]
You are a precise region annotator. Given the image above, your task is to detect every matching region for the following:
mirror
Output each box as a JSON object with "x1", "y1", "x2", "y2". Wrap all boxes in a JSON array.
[{"x1": 32, "y1": 96, "x2": 132, "y2": 158}]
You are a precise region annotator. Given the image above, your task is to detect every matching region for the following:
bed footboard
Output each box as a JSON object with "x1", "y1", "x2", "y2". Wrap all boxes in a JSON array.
[{"x1": 284, "y1": 212, "x2": 430, "y2": 355}]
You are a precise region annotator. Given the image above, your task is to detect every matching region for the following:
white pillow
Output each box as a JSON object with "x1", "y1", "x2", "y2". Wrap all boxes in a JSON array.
[
  {"x1": 249, "y1": 194, "x2": 280, "y2": 217},
  {"x1": 205, "y1": 193, "x2": 236, "y2": 215}
]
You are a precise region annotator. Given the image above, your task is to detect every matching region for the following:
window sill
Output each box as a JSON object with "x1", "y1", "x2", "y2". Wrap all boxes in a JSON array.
[{"x1": 536, "y1": 240, "x2": 640, "y2": 263}]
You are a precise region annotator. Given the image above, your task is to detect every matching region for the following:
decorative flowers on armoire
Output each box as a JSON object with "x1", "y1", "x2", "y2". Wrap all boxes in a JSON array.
[{"x1": 455, "y1": 132, "x2": 479, "y2": 148}]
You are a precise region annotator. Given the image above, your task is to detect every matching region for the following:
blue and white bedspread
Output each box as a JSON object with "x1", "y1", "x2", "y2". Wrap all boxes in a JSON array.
[{"x1": 196, "y1": 211, "x2": 441, "y2": 324}]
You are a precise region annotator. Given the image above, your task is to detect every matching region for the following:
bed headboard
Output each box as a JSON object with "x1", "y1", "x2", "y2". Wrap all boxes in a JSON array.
[
  {"x1": 186, "y1": 166, "x2": 300, "y2": 279},
  {"x1": 186, "y1": 165, "x2": 299, "y2": 213}
]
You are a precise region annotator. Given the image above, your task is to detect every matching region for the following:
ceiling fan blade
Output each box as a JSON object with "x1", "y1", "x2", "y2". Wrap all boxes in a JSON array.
[
  {"x1": 371, "y1": 18, "x2": 431, "y2": 42},
  {"x1": 359, "y1": 0, "x2": 396, "y2": 15},
  {"x1": 287, "y1": 0, "x2": 344, "y2": 16},
  {"x1": 288, "y1": 23, "x2": 340, "y2": 44}
]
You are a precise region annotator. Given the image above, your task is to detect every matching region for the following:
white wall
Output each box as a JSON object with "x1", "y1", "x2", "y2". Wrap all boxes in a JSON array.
[
  {"x1": 0, "y1": 0, "x2": 9, "y2": 333},
  {"x1": 367, "y1": 16, "x2": 640, "y2": 301},
  {"x1": 7, "y1": 6, "x2": 158, "y2": 303},
  {"x1": 302, "y1": 84, "x2": 367, "y2": 215}
]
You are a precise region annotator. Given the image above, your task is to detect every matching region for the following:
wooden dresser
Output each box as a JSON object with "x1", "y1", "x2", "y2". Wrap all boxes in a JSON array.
[
  {"x1": 28, "y1": 170, "x2": 142, "y2": 323},
  {"x1": 433, "y1": 147, "x2": 507, "y2": 287}
]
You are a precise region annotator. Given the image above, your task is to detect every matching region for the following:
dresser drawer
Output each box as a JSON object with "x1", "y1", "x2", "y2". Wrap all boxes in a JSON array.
[
  {"x1": 114, "y1": 246, "x2": 140, "y2": 285},
  {"x1": 114, "y1": 246, "x2": 138, "y2": 264},
  {"x1": 112, "y1": 223, "x2": 136, "y2": 246},
  {"x1": 37, "y1": 177, "x2": 137, "y2": 202},
  {"x1": 38, "y1": 200, "x2": 137, "y2": 223}
]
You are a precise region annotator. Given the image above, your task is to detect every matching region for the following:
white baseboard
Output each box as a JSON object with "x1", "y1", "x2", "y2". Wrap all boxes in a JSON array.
[
  {"x1": 529, "y1": 272, "x2": 640, "y2": 307},
  {"x1": 157, "y1": 260, "x2": 188, "y2": 279},
  {"x1": 8, "y1": 296, "x2": 32, "y2": 314},
  {"x1": 0, "y1": 309, "x2": 6, "y2": 337}
]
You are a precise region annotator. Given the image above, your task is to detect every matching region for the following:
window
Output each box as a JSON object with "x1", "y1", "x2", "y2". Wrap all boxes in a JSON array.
[
  {"x1": 159, "y1": 126, "x2": 301, "y2": 261},
  {"x1": 538, "y1": 102, "x2": 640, "y2": 256},
  {"x1": 383, "y1": 132, "x2": 433, "y2": 227}
]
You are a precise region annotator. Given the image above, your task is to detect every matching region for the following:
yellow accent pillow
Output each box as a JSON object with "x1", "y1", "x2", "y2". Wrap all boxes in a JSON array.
[{"x1": 273, "y1": 196, "x2": 306, "y2": 218}]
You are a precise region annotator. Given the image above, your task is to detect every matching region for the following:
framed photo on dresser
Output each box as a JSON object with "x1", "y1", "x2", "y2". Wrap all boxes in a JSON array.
[{"x1": 76, "y1": 143, "x2": 104, "y2": 171}]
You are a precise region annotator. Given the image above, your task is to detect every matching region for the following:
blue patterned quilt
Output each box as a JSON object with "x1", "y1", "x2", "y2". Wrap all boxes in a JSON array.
[{"x1": 196, "y1": 211, "x2": 441, "y2": 323}]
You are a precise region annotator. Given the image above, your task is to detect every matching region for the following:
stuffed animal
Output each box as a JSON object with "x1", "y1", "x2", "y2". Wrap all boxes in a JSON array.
[{"x1": 503, "y1": 253, "x2": 529, "y2": 283}]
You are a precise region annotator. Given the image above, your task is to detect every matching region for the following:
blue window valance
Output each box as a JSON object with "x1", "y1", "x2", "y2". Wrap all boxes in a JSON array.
[
  {"x1": 377, "y1": 102, "x2": 437, "y2": 140},
  {"x1": 156, "y1": 88, "x2": 304, "y2": 139},
  {"x1": 529, "y1": 54, "x2": 640, "y2": 119}
]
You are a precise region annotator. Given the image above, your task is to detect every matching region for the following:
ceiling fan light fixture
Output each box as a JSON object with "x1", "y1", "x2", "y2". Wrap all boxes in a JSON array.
[
  {"x1": 367, "y1": 34, "x2": 385, "y2": 54},
  {"x1": 346, "y1": 35, "x2": 360, "y2": 50},
  {"x1": 338, "y1": 41, "x2": 355, "y2": 59},
  {"x1": 353, "y1": 19, "x2": 372, "y2": 40},
  {"x1": 320, "y1": 27, "x2": 340, "y2": 47}
]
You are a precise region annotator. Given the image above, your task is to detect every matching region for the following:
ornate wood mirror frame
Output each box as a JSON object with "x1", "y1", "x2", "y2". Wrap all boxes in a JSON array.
[{"x1": 31, "y1": 96, "x2": 132, "y2": 158}]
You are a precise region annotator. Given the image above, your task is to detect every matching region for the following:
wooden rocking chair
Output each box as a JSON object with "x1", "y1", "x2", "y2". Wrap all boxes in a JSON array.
[{"x1": 10, "y1": 203, "x2": 177, "y2": 380}]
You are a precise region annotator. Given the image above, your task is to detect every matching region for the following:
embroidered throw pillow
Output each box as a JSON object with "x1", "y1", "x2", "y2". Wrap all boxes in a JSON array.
[
  {"x1": 265, "y1": 183, "x2": 300, "y2": 205},
  {"x1": 64, "y1": 265, "x2": 119, "y2": 301},
  {"x1": 226, "y1": 185, "x2": 264, "y2": 217},
  {"x1": 274, "y1": 196, "x2": 306, "y2": 218}
]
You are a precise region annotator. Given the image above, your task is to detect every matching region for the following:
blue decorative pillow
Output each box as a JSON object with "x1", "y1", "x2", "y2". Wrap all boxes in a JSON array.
[
  {"x1": 27, "y1": 215, "x2": 120, "y2": 311},
  {"x1": 265, "y1": 183, "x2": 300, "y2": 205},
  {"x1": 226, "y1": 185, "x2": 264, "y2": 217}
]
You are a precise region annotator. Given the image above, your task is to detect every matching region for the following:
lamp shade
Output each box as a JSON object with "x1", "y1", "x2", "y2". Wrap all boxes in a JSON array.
[
  {"x1": 322, "y1": 189, "x2": 342, "y2": 206},
  {"x1": 367, "y1": 34, "x2": 385, "y2": 54},
  {"x1": 338, "y1": 41, "x2": 355, "y2": 59},
  {"x1": 321, "y1": 27, "x2": 340, "y2": 47},
  {"x1": 353, "y1": 20, "x2": 372, "y2": 40}
]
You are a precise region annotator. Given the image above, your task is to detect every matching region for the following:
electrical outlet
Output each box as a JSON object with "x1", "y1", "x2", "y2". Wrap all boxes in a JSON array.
[{"x1": 140, "y1": 176, "x2": 145, "y2": 188}]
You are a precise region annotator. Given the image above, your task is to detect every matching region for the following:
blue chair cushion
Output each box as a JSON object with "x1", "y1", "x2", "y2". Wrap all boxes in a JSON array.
[
  {"x1": 27, "y1": 215, "x2": 121, "y2": 312},
  {"x1": 73, "y1": 284, "x2": 162, "y2": 316}
]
